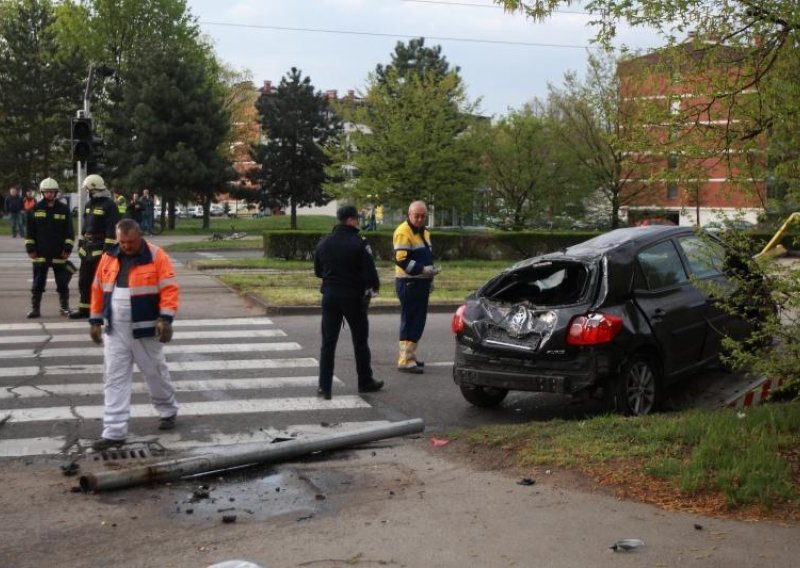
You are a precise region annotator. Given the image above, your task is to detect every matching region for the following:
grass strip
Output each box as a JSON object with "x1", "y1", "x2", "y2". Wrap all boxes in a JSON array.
[{"x1": 451, "y1": 402, "x2": 800, "y2": 512}]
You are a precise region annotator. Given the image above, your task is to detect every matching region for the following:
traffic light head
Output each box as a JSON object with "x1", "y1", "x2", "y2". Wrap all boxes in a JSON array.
[{"x1": 71, "y1": 117, "x2": 93, "y2": 162}]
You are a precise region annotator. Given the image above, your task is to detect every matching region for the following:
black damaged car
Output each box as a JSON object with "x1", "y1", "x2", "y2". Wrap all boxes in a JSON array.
[{"x1": 451, "y1": 226, "x2": 769, "y2": 416}]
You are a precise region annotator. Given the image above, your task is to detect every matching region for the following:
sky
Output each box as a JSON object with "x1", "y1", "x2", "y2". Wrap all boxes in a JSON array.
[{"x1": 187, "y1": 0, "x2": 664, "y2": 118}]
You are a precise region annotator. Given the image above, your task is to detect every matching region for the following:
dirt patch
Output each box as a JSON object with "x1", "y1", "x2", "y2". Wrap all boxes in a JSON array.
[{"x1": 432, "y1": 438, "x2": 800, "y2": 524}]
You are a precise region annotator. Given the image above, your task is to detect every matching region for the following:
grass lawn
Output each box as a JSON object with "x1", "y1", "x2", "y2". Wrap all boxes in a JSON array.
[
  {"x1": 214, "y1": 261, "x2": 510, "y2": 306},
  {"x1": 450, "y1": 402, "x2": 800, "y2": 518}
]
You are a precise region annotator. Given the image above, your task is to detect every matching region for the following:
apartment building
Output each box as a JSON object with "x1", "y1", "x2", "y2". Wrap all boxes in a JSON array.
[{"x1": 617, "y1": 37, "x2": 767, "y2": 227}]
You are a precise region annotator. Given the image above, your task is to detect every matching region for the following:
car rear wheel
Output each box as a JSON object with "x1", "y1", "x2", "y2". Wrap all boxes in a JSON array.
[
  {"x1": 459, "y1": 384, "x2": 508, "y2": 407},
  {"x1": 609, "y1": 353, "x2": 660, "y2": 416}
]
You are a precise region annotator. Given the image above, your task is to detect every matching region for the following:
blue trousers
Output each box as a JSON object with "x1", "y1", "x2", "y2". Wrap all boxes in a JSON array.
[
  {"x1": 9, "y1": 212, "x2": 24, "y2": 237},
  {"x1": 395, "y1": 279, "x2": 431, "y2": 343}
]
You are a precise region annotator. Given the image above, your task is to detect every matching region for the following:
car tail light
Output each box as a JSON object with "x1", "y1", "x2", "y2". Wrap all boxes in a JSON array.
[
  {"x1": 566, "y1": 313, "x2": 623, "y2": 346},
  {"x1": 451, "y1": 304, "x2": 466, "y2": 334}
]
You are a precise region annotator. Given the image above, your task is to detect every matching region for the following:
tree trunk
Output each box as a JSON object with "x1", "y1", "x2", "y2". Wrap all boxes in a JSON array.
[{"x1": 290, "y1": 198, "x2": 298, "y2": 230}]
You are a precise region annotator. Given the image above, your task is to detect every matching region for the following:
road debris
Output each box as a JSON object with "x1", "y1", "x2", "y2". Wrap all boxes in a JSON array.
[
  {"x1": 609, "y1": 539, "x2": 645, "y2": 552},
  {"x1": 431, "y1": 437, "x2": 449, "y2": 448},
  {"x1": 516, "y1": 478, "x2": 536, "y2": 486}
]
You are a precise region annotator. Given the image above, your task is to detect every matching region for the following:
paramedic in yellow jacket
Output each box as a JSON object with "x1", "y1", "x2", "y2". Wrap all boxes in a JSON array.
[
  {"x1": 393, "y1": 200, "x2": 440, "y2": 373},
  {"x1": 88, "y1": 218, "x2": 179, "y2": 451}
]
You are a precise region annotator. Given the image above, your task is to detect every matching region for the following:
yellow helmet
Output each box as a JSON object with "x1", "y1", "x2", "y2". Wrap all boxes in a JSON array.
[
  {"x1": 39, "y1": 177, "x2": 59, "y2": 192},
  {"x1": 82, "y1": 174, "x2": 106, "y2": 191}
]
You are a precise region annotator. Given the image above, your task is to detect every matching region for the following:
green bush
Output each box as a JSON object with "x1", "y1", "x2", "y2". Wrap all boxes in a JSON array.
[{"x1": 261, "y1": 229, "x2": 605, "y2": 261}]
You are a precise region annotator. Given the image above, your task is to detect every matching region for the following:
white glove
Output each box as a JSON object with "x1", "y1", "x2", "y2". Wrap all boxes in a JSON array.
[{"x1": 422, "y1": 265, "x2": 441, "y2": 277}]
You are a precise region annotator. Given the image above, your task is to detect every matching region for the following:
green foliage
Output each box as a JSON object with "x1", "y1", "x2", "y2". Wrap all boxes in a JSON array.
[
  {"x1": 54, "y1": 0, "x2": 200, "y2": 79},
  {"x1": 547, "y1": 53, "x2": 641, "y2": 229},
  {"x1": 0, "y1": 0, "x2": 85, "y2": 191},
  {"x1": 478, "y1": 104, "x2": 589, "y2": 229},
  {"x1": 259, "y1": 228, "x2": 600, "y2": 261},
  {"x1": 326, "y1": 39, "x2": 483, "y2": 212},
  {"x1": 106, "y1": 42, "x2": 233, "y2": 229},
  {"x1": 498, "y1": 0, "x2": 800, "y2": 212},
  {"x1": 251, "y1": 67, "x2": 341, "y2": 230},
  {"x1": 690, "y1": 227, "x2": 800, "y2": 401},
  {"x1": 455, "y1": 402, "x2": 800, "y2": 511}
]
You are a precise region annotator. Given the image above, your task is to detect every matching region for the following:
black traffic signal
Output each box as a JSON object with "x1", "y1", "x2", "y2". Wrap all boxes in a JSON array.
[
  {"x1": 88, "y1": 135, "x2": 105, "y2": 174},
  {"x1": 71, "y1": 117, "x2": 93, "y2": 162}
]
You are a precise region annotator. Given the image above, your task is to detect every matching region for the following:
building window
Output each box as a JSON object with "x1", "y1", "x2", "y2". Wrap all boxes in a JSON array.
[{"x1": 667, "y1": 181, "x2": 678, "y2": 200}]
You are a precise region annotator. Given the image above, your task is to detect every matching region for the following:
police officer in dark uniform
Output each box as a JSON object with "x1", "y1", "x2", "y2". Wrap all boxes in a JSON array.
[
  {"x1": 24, "y1": 178, "x2": 75, "y2": 318},
  {"x1": 313, "y1": 205, "x2": 384, "y2": 399},
  {"x1": 69, "y1": 174, "x2": 121, "y2": 319}
]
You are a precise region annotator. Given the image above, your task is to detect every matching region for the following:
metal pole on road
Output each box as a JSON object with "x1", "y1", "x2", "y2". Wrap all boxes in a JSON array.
[{"x1": 80, "y1": 418, "x2": 425, "y2": 492}]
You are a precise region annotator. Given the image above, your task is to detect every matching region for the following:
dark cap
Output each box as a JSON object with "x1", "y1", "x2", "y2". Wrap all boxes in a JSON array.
[{"x1": 337, "y1": 205, "x2": 359, "y2": 222}]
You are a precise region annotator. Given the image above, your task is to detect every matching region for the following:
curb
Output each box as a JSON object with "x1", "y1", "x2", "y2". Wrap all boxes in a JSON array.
[
  {"x1": 724, "y1": 376, "x2": 784, "y2": 408},
  {"x1": 242, "y1": 292, "x2": 462, "y2": 316}
]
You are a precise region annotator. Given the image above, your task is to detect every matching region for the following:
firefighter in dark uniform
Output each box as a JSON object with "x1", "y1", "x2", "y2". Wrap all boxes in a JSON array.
[
  {"x1": 69, "y1": 174, "x2": 121, "y2": 319},
  {"x1": 24, "y1": 178, "x2": 75, "y2": 318},
  {"x1": 313, "y1": 205, "x2": 384, "y2": 399}
]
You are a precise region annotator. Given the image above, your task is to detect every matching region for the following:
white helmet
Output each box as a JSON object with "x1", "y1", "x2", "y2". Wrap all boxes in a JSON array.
[
  {"x1": 39, "y1": 177, "x2": 59, "y2": 192},
  {"x1": 82, "y1": 174, "x2": 106, "y2": 192}
]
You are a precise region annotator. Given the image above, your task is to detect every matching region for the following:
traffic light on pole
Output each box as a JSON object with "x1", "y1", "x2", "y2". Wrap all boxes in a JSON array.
[
  {"x1": 71, "y1": 117, "x2": 93, "y2": 162},
  {"x1": 88, "y1": 135, "x2": 105, "y2": 174}
]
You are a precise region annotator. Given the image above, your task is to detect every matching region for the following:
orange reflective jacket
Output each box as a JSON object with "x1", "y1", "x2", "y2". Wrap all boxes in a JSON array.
[{"x1": 89, "y1": 241, "x2": 179, "y2": 338}]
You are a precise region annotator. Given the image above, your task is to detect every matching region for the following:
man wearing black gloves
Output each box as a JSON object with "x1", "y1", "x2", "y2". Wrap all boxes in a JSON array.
[{"x1": 313, "y1": 205, "x2": 384, "y2": 399}]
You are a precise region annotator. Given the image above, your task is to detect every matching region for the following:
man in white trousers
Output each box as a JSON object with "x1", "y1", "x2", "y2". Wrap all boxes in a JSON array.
[{"x1": 88, "y1": 218, "x2": 179, "y2": 451}]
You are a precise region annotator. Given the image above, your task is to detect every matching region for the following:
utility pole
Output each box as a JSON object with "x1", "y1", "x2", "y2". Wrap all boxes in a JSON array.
[{"x1": 74, "y1": 64, "x2": 114, "y2": 236}]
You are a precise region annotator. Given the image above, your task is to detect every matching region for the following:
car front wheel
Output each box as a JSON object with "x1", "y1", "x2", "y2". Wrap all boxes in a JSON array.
[
  {"x1": 460, "y1": 384, "x2": 508, "y2": 407},
  {"x1": 609, "y1": 353, "x2": 660, "y2": 416}
]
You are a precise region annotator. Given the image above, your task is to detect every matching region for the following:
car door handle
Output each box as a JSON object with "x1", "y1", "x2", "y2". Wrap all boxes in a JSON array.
[{"x1": 650, "y1": 308, "x2": 666, "y2": 321}]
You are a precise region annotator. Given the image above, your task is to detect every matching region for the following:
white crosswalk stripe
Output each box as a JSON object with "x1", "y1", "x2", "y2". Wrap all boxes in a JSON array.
[{"x1": 0, "y1": 317, "x2": 384, "y2": 459}]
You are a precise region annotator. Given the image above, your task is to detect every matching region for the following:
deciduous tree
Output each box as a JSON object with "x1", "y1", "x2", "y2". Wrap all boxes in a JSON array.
[{"x1": 0, "y1": 0, "x2": 85, "y2": 191}]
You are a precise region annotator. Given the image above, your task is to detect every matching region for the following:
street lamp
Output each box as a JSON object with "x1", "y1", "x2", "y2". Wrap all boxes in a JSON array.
[{"x1": 75, "y1": 64, "x2": 114, "y2": 236}]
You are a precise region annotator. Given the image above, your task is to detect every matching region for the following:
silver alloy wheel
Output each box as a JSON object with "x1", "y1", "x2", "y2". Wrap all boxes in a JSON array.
[{"x1": 625, "y1": 359, "x2": 656, "y2": 415}]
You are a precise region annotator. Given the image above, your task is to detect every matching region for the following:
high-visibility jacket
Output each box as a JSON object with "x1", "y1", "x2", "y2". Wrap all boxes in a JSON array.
[
  {"x1": 115, "y1": 194, "x2": 127, "y2": 215},
  {"x1": 393, "y1": 220, "x2": 434, "y2": 279},
  {"x1": 89, "y1": 241, "x2": 179, "y2": 338},
  {"x1": 24, "y1": 198, "x2": 75, "y2": 261}
]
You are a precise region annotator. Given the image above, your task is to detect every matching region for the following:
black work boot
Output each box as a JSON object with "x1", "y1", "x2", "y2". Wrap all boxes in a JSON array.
[
  {"x1": 26, "y1": 292, "x2": 42, "y2": 319},
  {"x1": 68, "y1": 307, "x2": 89, "y2": 319},
  {"x1": 58, "y1": 293, "x2": 71, "y2": 317}
]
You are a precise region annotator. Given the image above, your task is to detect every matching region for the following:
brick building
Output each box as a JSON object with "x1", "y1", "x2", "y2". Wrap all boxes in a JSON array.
[{"x1": 617, "y1": 38, "x2": 767, "y2": 227}]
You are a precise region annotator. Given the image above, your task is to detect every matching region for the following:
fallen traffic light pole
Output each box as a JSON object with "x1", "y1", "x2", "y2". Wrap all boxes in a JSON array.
[{"x1": 80, "y1": 418, "x2": 425, "y2": 492}]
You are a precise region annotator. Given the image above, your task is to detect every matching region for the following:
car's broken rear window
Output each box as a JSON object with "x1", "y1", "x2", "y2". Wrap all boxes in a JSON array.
[{"x1": 482, "y1": 261, "x2": 590, "y2": 305}]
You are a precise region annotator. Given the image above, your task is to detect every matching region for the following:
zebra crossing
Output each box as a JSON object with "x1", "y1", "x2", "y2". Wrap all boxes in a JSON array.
[{"x1": 0, "y1": 316, "x2": 388, "y2": 459}]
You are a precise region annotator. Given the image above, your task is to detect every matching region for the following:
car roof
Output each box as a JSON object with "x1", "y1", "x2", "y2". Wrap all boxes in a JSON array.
[{"x1": 565, "y1": 226, "x2": 695, "y2": 257}]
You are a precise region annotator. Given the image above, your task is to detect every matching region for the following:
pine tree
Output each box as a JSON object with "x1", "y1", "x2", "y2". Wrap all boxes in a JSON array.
[{"x1": 251, "y1": 67, "x2": 342, "y2": 230}]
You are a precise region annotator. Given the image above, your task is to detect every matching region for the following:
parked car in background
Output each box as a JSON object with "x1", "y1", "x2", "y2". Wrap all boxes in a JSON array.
[
  {"x1": 209, "y1": 204, "x2": 225, "y2": 217},
  {"x1": 187, "y1": 205, "x2": 204, "y2": 218},
  {"x1": 705, "y1": 219, "x2": 756, "y2": 233},
  {"x1": 451, "y1": 226, "x2": 772, "y2": 416}
]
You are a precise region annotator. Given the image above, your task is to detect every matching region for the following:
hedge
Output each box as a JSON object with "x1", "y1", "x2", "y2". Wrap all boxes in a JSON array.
[
  {"x1": 262, "y1": 229, "x2": 601, "y2": 261},
  {"x1": 262, "y1": 229, "x2": 800, "y2": 261}
]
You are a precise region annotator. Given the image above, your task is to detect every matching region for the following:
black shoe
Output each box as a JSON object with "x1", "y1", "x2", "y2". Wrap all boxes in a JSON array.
[
  {"x1": 91, "y1": 437, "x2": 125, "y2": 451},
  {"x1": 397, "y1": 365, "x2": 424, "y2": 374},
  {"x1": 317, "y1": 388, "x2": 332, "y2": 400},
  {"x1": 358, "y1": 379, "x2": 384, "y2": 393},
  {"x1": 26, "y1": 308, "x2": 40, "y2": 319},
  {"x1": 416, "y1": 361, "x2": 425, "y2": 368},
  {"x1": 68, "y1": 308, "x2": 89, "y2": 319},
  {"x1": 158, "y1": 415, "x2": 177, "y2": 430}
]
